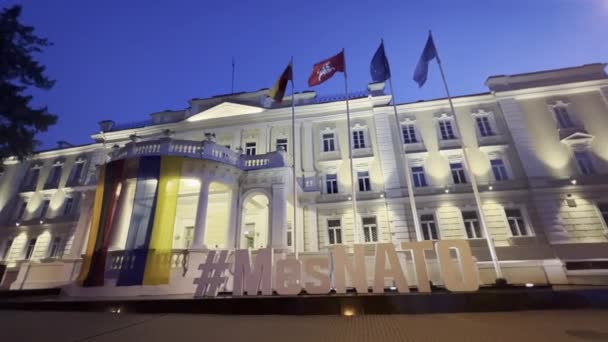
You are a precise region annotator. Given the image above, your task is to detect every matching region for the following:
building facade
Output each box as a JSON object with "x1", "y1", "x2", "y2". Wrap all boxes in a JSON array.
[{"x1": 1, "y1": 63, "x2": 607, "y2": 294}]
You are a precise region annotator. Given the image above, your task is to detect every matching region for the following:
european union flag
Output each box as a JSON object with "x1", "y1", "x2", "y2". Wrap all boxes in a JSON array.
[
  {"x1": 413, "y1": 33, "x2": 438, "y2": 87},
  {"x1": 370, "y1": 40, "x2": 391, "y2": 83}
]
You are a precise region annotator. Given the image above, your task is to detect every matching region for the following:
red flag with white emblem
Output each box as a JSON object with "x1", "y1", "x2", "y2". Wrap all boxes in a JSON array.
[{"x1": 307, "y1": 50, "x2": 345, "y2": 87}]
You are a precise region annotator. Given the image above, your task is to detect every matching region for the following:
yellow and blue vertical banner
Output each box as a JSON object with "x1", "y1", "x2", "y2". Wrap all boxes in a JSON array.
[
  {"x1": 81, "y1": 159, "x2": 126, "y2": 287},
  {"x1": 79, "y1": 156, "x2": 184, "y2": 287}
]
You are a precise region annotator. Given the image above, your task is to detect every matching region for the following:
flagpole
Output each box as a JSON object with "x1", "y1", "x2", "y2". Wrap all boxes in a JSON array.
[
  {"x1": 383, "y1": 40, "x2": 424, "y2": 242},
  {"x1": 289, "y1": 57, "x2": 298, "y2": 259},
  {"x1": 231, "y1": 57, "x2": 235, "y2": 94},
  {"x1": 343, "y1": 48, "x2": 360, "y2": 244},
  {"x1": 431, "y1": 31, "x2": 503, "y2": 280}
]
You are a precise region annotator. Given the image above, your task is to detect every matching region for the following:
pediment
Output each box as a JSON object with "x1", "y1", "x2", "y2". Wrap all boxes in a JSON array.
[
  {"x1": 560, "y1": 131, "x2": 594, "y2": 146},
  {"x1": 186, "y1": 102, "x2": 265, "y2": 122}
]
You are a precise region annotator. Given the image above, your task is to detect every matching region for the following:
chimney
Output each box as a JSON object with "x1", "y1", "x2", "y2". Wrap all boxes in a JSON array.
[{"x1": 98, "y1": 120, "x2": 115, "y2": 132}]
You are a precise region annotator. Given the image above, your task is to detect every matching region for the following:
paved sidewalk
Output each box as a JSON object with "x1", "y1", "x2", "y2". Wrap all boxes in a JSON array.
[{"x1": 1, "y1": 310, "x2": 608, "y2": 341}]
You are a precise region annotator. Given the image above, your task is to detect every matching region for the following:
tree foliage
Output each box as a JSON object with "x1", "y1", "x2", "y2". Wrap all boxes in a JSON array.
[{"x1": 0, "y1": 5, "x2": 57, "y2": 166}]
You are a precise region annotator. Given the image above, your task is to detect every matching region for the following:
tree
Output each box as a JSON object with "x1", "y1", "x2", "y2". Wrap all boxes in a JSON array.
[{"x1": 0, "y1": 5, "x2": 57, "y2": 168}]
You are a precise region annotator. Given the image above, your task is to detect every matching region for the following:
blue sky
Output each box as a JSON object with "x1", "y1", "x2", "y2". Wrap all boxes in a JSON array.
[{"x1": 7, "y1": 0, "x2": 608, "y2": 148}]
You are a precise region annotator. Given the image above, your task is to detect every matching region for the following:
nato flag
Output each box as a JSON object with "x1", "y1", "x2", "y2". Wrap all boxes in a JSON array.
[
  {"x1": 413, "y1": 33, "x2": 438, "y2": 87},
  {"x1": 370, "y1": 41, "x2": 391, "y2": 83}
]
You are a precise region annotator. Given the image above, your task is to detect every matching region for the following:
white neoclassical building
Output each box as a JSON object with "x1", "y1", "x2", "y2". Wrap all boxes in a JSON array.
[{"x1": 1, "y1": 63, "x2": 608, "y2": 294}]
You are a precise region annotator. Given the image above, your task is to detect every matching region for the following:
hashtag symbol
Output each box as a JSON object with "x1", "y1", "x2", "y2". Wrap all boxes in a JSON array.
[{"x1": 193, "y1": 250, "x2": 230, "y2": 297}]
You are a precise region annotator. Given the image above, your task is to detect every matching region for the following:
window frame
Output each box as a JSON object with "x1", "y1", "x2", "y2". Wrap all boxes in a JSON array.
[
  {"x1": 325, "y1": 174, "x2": 339, "y2": 194},
  {"x1": 490, "y1": 158, "x2": 509, "y2": 181},
  {"x1": 362, "y1": 216, "x2": 379, "y2": 243},
  {"x1": 450, "y1": 162, "x2": 467, "y2": 185},
  {"x1": 245, "y1": 142, "x2": 257, "y2": 156},
  {"x1": 503, "y1": 207, "x2": 534, "y2": 237},
  {"x1": 461, "y1": 210, "x2": 483, "y2": 239},
  {"x1": 420, "y1": 213, "x2": 439, "y2": 241},
  {"x1": 2, "y1": 238, "x2": 13, "y2": 261},
  {"x1": 63, "y1": 197, "x2": 75, "y2": 216},
  {"x1": 24, "y1": 238, "x2": 37, "y2": 260},
  {"x1": 39, "y1": 199, "x2": 50, "y2": 219},
  {"x1": 276, "y1": 138, "x2": 288, "y2": 152},
  {"x1": 357, "y1": 171, "x2": 371, "y2": 192},
  {"x1": 327, "y1": 218, "x2": 343, "y2": 245},
  {"x1": 352, "y1": 129, "x2": 366, "y2": 149},
  {"x1": 322, "y1": 132, "x2": 337, "y2": 152},
  {"x1": 411, "y1": 166, "x2": 428, "y2": 188},
  {"x1": 48, "y1": 236, "x2": 62, "y2": 259}
]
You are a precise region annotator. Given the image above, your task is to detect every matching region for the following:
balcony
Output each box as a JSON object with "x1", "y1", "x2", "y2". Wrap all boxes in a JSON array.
[{"x1": 110, "y1": 137, "x2": 286, "y2": 171}]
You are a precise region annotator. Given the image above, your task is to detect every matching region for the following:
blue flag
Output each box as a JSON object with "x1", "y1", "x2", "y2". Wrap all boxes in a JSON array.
[
  {"x1": 370, "y1": 41, "x2": 391, "y2": 83},
  {"x1": 413, "y1": 33, "x2": 438, "y2": 87}
]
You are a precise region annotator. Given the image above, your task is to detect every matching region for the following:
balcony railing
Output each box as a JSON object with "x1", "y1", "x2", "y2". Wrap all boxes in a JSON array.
[{"x1": 110, "y1": 138, "x2": 286, "y2": 171}]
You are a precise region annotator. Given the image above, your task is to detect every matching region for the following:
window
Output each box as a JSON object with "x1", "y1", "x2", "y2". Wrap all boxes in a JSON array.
[
  {"x1": 276, "y1": 138, "x2": 288, "y2": 152},
  {"x1": 22, "y1": 167, "x2": 40, "y2": 191},
  {"x1": 357, "y1": 171, "x2": 371, "y2": 192},
  {"x1": 2, "y1": 239, "x2": 13, "y2": 260},
  {"x1": 505, "y1": 209, "x2": 529, "y2": 236},
  {"x1": 327, "y1": 219, "x2": 342, "y2": 245},
  {"x1": 362, "y1": 217, "x2": 378, "y2": 243},
  {"x1": 48, "y1": 237, "x2": 62, "y2": 258},
  {"x1": 411, "y1": 166, "x2": 428, "y2": 187},
  {"x1": 63, "y1": 197, "x2": 74, "y2": 216},
  {"x1": 326, "y1": 174, "x2": 339, "y2": 194},
  {"x1": 46, "y1": 164, "x2": 62, "y2": 187},
  {"x1": 402, "y1": 123, "x2": 418, "y2": 144},
  {"x1": 184, "y1": 226, "x2": 194, "y2": 248},
  {"x1": 25, "y1": 238, "x2": 37, "y2": 260},
  {"x1": 287, "y1": 230, "x2": 292, "y2": 247},
  {"x1": 575, "y1": 151, "x2": 595, "y2": 175},
  {"x1": 438, "y1": 119, "x2": 456, "y2": 140},
  {"x1": 68, "y1": 161, "x2": 85, "y2": 185},
  {"x1": 322, "y1": 133, "x2": 336, "y2": 152},
  {"x1": 490, "y1": 158, "x2": 509, "y2": 181},
  {"x1": 476, "y1": 116, "x2": 494, "y2": 137},
  {"x1": 245, "y1": 142, "x2": 256, "y2": 156},
  {"x1": 450, "y1": 162, "x2": 467, "y2": 184},
  {"x1": 554, "y1": 106, "x2": 574, "y2": 129},
  {"x1": 16, "y1": 200, "x2": 28, "y2": 220},
  {"x1": 462, "y1": 211, "x2": 482, "y2": 239},
  {"x1": 420, "y1": 214, "x2": 438, "y2": 240},
  {"x1": 39, "y1": 199, "x2": 50, "y2": 219},
  {"x1": 352, "y1": 130, "x2": 366, "y2": 149},
  {"x1": 598, "y1": 203, "x2": 608, "y2": 228}
]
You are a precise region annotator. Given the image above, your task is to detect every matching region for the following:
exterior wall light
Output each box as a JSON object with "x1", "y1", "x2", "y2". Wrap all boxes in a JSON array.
[
  {"x1": 347, "y1": 196, "x2": 352, "y2": 201},
  {"x1": 570, "y1": 179, "x2": 577, "y2": 185},
  {"x1": 380, "y1": 193, "x2": 385, "y2": 198},
  {"x1": 15, "y1": 222, "x2": 20, "y2": 227},
  {"x1": 39, "y1": 220, "x2": 44, "y2": 225},
  {"x1": 488, "y1": 185, "x2": 494, "y2": 191},
  {"x1": 444, "y1": 188, "x2": 450, "y2": 194},
  {"x1": 525, "y1": 283, "x2": 534, "y2": 288}
]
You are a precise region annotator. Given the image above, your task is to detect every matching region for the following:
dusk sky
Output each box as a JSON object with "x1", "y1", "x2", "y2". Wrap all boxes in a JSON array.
[{"x1": 7, "y1": 0, "x2": 608, "y2": 149}]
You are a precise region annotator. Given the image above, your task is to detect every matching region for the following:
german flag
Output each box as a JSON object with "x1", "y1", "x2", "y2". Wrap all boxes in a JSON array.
[{"x1": 268, "y1": 62, "x2": 293, "y2": 104}]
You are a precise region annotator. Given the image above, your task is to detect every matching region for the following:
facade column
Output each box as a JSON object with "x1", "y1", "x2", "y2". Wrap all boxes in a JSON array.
[
  {"x1": 304, "y1": 204, "x2": 318, "y2": 252},
  {"x1": 226, "y1": 187, "x2": 239, "y2": 249},
  {"x1": 265, "y1": 125, "x2": 272, "y2": 154},
  {"x1": 191, "y1": 182, "x2": 210, "y2": 249},
  {"x1": 293, "y1": 122, "x2": 302, "y2": 176},
  {"x1": 232, "y1": 129, "x2": 243, "y2": 152},
  {"x1": 302, "y1": 122, "x2": 316, "y2": 190},
  {"x1": 271, "y1": 183, "x2": 287, "y2": 250}
]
